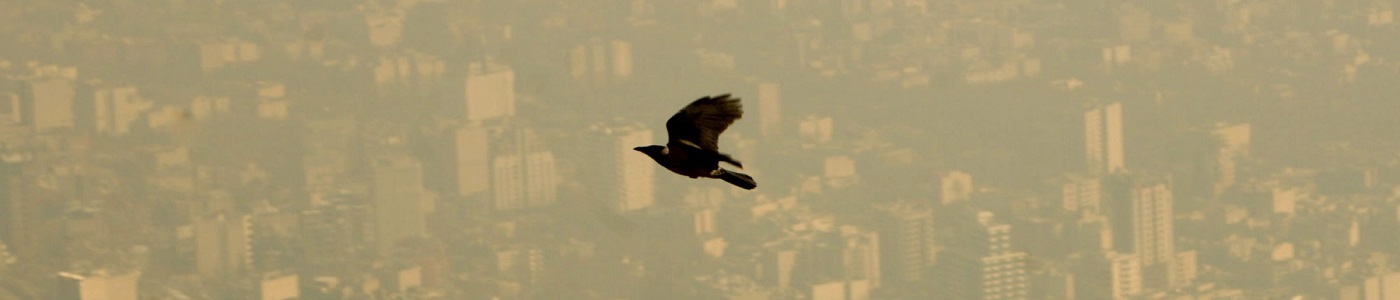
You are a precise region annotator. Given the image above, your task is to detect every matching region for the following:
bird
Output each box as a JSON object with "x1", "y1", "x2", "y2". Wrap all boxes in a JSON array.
[{"x1": 634, "y1": 94, "x2": 758, "y2": 190}]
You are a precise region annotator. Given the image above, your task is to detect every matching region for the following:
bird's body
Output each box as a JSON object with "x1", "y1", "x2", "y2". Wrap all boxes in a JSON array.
[{"x1": 635, "y1": 94, "x2": 757, "y2": 190}]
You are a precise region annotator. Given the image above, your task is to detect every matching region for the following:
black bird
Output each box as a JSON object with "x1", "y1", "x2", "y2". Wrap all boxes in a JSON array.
[{"x1": 634, "y1": 94, "x2": 757, "y2": 190}]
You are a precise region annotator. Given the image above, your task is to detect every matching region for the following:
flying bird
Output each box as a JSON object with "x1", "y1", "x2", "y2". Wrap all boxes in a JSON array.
[{"x1": 634, "y1": 94, "x2": 757, "y2": 190}]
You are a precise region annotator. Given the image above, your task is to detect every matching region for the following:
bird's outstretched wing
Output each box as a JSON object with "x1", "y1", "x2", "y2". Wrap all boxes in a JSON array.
[{"x1": 665, "y1": 94, "x2": 743, "y2": 151}]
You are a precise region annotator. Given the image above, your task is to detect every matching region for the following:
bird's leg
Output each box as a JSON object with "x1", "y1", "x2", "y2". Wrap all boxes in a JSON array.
[{"x1": 710, "y1": 169, "x2": 722, "y2": 177}]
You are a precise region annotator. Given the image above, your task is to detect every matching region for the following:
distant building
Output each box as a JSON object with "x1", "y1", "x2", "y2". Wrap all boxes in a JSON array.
[
  {"x1": 301, "y1": 116, "x2": 358, "y2": 193},
  {"x1": 756, "y1": 249, "x2": 799, "y2": 290},
  {"x1": 75, "y1": 82, "x2": 151, "y2": 136},
  {"x1": 936, "y1": 170, "x2": 974, "y2": 205},
  {"x1": 1075, "y1": 251, "x2": 1143, "y2": 299},
  {"x1": 189, "y1": 38, "x2": 260, "y2": 74},
  {"x1": 0, "y1": 238, "x2": 14, "y2": 268},
  {"x1": 1337, "y1": 272, "x2": 1400, "y2": 300},
  {"x1": 365, "y1": 11, "x2": 404, "y2": 48},
  {"x1": 810, "y1": 279, "x2": 872, "y2": 300},
  {"x1": 492, "y1": 127, "x2": 558, "y2": 211},
  {"x1": 495, "y1": 246, "x2": 545, "y2": 284},
  {"x1": 465, "y1": 61, "x2": 516, "y2": 122},
  {"x1": 9, "y1": 66, "x2": 79, "y2": 132},
  {"x1": 568, "y1": 39, "x2": 634, "y2": 85},
  {"x1": 1169, "y1": 250, "x2": 1198, "y2": 289},
  {"x1": 586, "y1": 122, "x2": 656, "y2": 213},
  {"x1": 371, "y1": 51, "x2": 445, "y2": 98},
  {"x1": 1084, "y1": 101, "x2": 1125, "y2": 175},
  {"x1": 798, "y1": 115, "x2": 834, "y2": 146},
  {"x1": 874, "y1": 203, "x2": 935, "y2": 285},
  {"x1": 1269, "y1": 186, "x2": 1300, "y2": 215},
  {"x1": 55, "y1": 270, "x2": 141, "y2": 300},
  {"x1": 937, "y1": 211, "x2": 1029, "y2": 300},
  {"x1": 195, "y1": 213, "x2": 252, "y2": 281},
  {"x1": 1104, "y1": 173, "x2": 1175, "y2": 290},
  {"x1": 371, "y1": 156, "x2": 429, "y2": 255},
  {"x1": 454, "y1": 125, "x2": 491, "y2": 198},
  {"x1": 258, "y1": 272, "x2": 299, "y2": 300},
  {"x1": 1211, "y1": 122, "x2": 1252, "y2": 195},
  {"x1": 792, "y1": 226, "x2": 881, "y2": 289},
  {"x1": 379, "y1": 264, "x2": 423, "y2": 293},
  {"x1": 0, "y1": 160, "x2": 66, "y2": 266},
  {"x1": 0, "y1": 90, "x2": 19, "y2": 126},
  {"x1": 824, "y1": 155, "x2": 859, "y2": 189},
  {"x1": 1368, "y1": 7, "x2": 1395, "y2": 26},
  {"x1": 298, "y1": 204, "x2": 368, "y2": 269},
  {"x1": 1060, "y1": 173, "x2": 1102, "y2": 215}
]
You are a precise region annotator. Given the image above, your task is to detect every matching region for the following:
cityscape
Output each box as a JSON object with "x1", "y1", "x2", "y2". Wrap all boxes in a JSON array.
[{"x1": 1, "y1": 0, "x2": 1399, "y2": 299}]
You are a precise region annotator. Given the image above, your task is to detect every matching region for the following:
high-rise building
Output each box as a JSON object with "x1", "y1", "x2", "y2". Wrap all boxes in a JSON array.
[
  {"x1": 1061, "y1": 173, "x2": 1102, "y2": 215},
  {"x1": 371, "y1": 156, "x2": 429, "y2": 255},
  {"x1": 756, "y1": 249, "x2": 799, "y2": 290},
  {"x1": 301, "y1": 116, "x2": 357, "y2": 193},
  {"x1": 938, "y1": 211, "x2": 1029, "y2": 300},
  {"x1": 0, "y1": 159, "x2": 65, "y2": 265},
  {"x1": 1169, "y1": 250, "x2": 1198, "y2": 289},
  {"x1": 796, "y1": 228, "x2": 879, "y2": 287},
  {"x1": 455, "y1": 125, "x2": 491, "y2": 198},
  {"x1": 874, "y1": 203, "x2": 935, "y2": 285},
  {"x1": 586, "y1": 122, "x2": 655, "y2": 212},
  {"x1": 1084, "y1": 101, "x2": 1125, "y2": 175},
  {"x1": 492, "y1": 127, "x2": 558, "y2": 211},
  {"x1": 1075, "y1": 251, "x2": 1143, "y2": 300},
  {"x1": 195, "y1": 213, "x2": 252, "y2": 281},
  {"x1": 76, "y1": 82, "x2": 151, "y2": 136},
  {"x1": 19, "y1": 75, "x2": 77, "y2": 132},
  {"x1": 843, "y1": 227, "x2": 882, "y2": 288},
  {"x1": 464, "y1": 61, "x2": 516, "y2": 122},
  {"x1": 1105, "y1": 173, "x2": 1175, "y2": 289},
  {"x1": 1070, "y1": 214, "x2": 1114, "y2": 254},
  {"x1": 1129, "y1": 180, "x2": 1174, "y2": 266},
  {"x1": 612, "y1": 40, "x2": 634, "y2": 78}
]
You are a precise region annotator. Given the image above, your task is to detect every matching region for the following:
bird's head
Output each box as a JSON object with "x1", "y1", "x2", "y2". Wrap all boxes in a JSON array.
[{"x1": 633, "y1": 145, "x2": 666, "y2": 159}]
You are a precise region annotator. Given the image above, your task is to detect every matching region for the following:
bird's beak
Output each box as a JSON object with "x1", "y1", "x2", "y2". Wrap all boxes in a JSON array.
[{"x1": 632, "y1": 147, "x2": 644, "y2": 152}]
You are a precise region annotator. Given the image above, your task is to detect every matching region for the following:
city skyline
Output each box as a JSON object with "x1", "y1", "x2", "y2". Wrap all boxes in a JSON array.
[{"x1": 0, "y1": 0, "x2": 1399, "y2": 299}]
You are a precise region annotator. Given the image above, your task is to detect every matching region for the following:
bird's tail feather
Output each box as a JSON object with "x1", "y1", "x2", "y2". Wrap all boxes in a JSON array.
[
  {"x1": 718, "y1": 153, "x2": 743, "y2": 169},
  {"x1": 717, "y1": 169, "x2": 757, "y2": 190}
]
